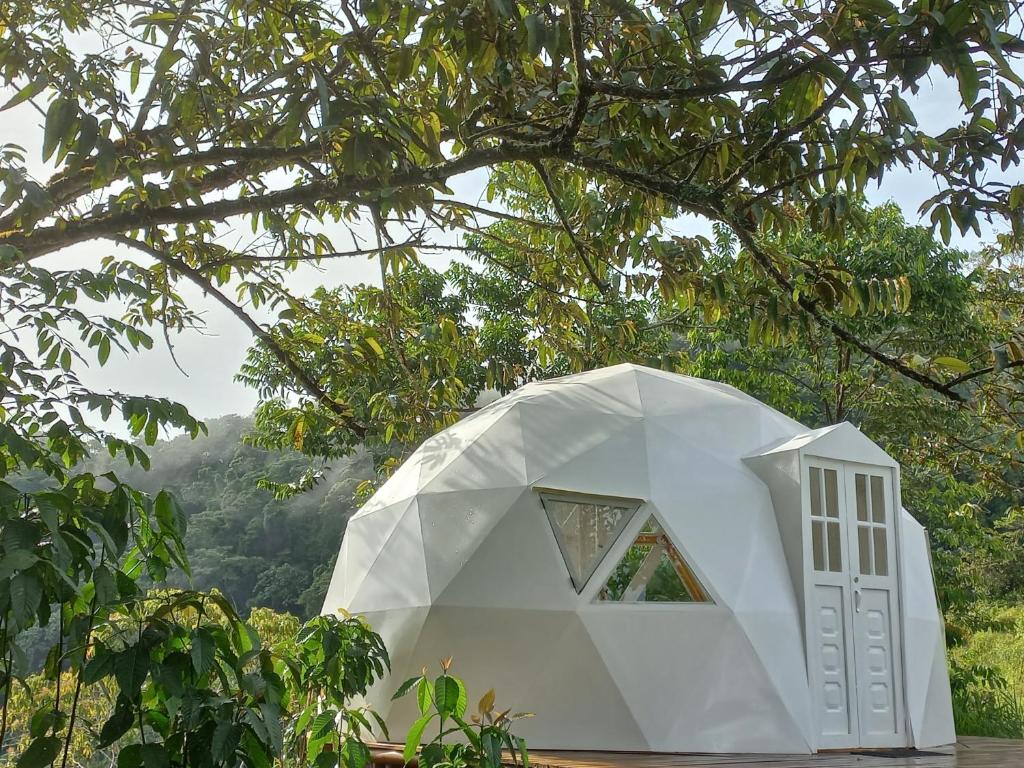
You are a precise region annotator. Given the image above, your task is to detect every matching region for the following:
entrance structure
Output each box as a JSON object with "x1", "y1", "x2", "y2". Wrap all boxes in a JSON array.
[{"x1": 322, "y1": 365, "x2": 954, "y2": 753}]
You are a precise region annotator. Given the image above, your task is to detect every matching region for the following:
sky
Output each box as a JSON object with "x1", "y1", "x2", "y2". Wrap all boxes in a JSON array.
[{"x1": 1, "y1": 63, "x2": 1014, "y2": 427}]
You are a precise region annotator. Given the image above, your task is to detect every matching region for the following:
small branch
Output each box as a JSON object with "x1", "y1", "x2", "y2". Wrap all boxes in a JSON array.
[
  {"x1": 728, "y1": 221, "x2": 967, "y2": 403},
  {"x1": 201, "y1": 238, "x2": 423, "y2": 268},
  {"x1": 562, "y1": 0, "x2": 591, "y2": 147},
  {"x1": 589, "y1": 56, "x2": 824, "y2": 102},
  {"x1": 531, "y1": 160, "x2": 608, "y2": 294},
  {"x1": 111, "y1": 236, "x2": 368, "y2": 436},
  {"x1": 434, "y1": 200, "x2": 560, "y2": 230},
  {"x1": 131, "y1": 0, "x2": 196, "y2": 136},
  {"x1": 4, "y1": 140, "x2": 553, "y2": 260},
  {"x1": 944, "y1": 359, "x2": 1024, "y2": 389}
]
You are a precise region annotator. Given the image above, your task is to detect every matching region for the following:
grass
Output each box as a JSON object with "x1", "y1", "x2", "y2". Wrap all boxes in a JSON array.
[{"x1": 951, "y1": 604, "x2": 1024, "y2": 738}]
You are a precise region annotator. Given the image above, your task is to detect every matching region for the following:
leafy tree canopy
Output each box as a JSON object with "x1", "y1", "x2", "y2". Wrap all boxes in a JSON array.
[{"x1": 2, "y1": 0, "x2": 1024, "y2": 479}]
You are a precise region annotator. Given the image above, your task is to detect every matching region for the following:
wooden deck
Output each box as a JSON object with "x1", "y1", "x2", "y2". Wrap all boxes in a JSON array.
[{"x1": 522, "y1": 738, "x2": 1023, "y2": 768}]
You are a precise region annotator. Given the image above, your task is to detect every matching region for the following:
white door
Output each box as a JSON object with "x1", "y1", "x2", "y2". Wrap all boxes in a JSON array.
[
  {"x1": 806, "y1": 461, "x2": 906, "y2": 750},
  {"x1": 847, "y1": 468, "x2": 905, "y2": 748}
]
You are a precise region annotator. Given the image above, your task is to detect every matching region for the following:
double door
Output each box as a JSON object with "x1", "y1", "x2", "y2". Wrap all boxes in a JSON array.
[{"x1": 807, "y1": 460, "x2": 906, "y2": 750}]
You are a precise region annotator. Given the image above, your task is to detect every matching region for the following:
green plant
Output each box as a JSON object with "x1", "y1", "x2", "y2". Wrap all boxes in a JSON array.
[
  {"x1": 950, "y1": 662, "x2": 1024, "y2": 739},
  {"x1": 284, "y1": 612, "x2": 391, "y2": 768},
  {"x1": 0, "y1": 470, "x2": 390, "y2": 768},
  {"x1": 949, "y1": 604, "x2": 1024, "y2": 737},
  {"x1": 394, "y1": 659, "x2": 530, "y2": 768}
]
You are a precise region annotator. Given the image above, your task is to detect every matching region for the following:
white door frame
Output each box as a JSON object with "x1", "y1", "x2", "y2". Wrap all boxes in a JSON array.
[{"x1": 802, "y1": 455, "x2": 909, "y2": 751}]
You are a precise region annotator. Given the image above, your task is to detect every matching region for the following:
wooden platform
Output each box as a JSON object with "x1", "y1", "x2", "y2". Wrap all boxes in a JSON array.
[{"x1": 522, "y1": 738, "x2": 1023, "y2": 768}]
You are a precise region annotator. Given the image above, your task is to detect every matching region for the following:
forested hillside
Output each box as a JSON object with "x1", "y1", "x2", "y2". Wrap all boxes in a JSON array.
[{"x1": 94, "y1": 416, "x2": 372, "y2": 617}]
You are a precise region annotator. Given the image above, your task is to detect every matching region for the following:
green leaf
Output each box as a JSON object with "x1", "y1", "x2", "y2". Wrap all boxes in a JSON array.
[
  {"x1": 2, "y1": 76, "x2": 47, "y2": 111},
  {"x1": 118, "y1": 744, "x2": 143, "y2": 768},
  {"x1": 433, "y1": 674, "x2": 462, "y2": 718},
  {"x1": 258, "y1": 702, "x2": 283, "y2": 755},
  {"x1": 955, "y1": 53, "x2": 980, "y2": 107},
  {"x1": 140, "y1": 744, "x2": 170, "y2": 768},
  {"x1": 9, "y1": 571, "x2": 42, "y2": 630},
  {"x1": 481, "y1": 731, "x2": 502, "y2": 768},
  {"x1": 191, "y1": 627, "x2": 216, "y2": 676},
  {"x1": 114, "y1": 644, "x2": 150, "y2": 700},
  {"x1": 241, "y1": 730, "x2": 272, "y2": 768},
  {"x1": 42, "y1": 97, "x2": 76, "y2": 161},
  {"x1": 934, "y1": 356, "x2": 970, "y2": 373},
  {"x1": 212, "y1": 721, "x2": 240, "y2": 762},
  {"x1": 524, "y1": 14, "x2": 545, "y2": 58},
  {"x1": 18, "y1": 736, "x2": 62, "y2": 768},
  {"x1": 130, "y1": 59, "x2": 142, "y2": 92},
  {"x1": 341, "y1": 739, "x2": 370, "y2": 768},
  {"x1": 99, "y1": 698, "x2": 135, "y2": 747},
  {"x1": 403, "y1": 714, "x2": 432, "y2": 763},
  {"x1": 416, "y1": 677, "x2": 434, "y2": 715},
  {"x1": 392, "y1": 675, "x2": 422, "y2": 700},
  {"x1": 1009, "y1": 185, "x2": 1024, "y2": 211},
  {"x1": 82, "y1": 646, "x2": 116, "y2": 684},
  {"x1": 311, "y1": 710, "x2": 337, "y2": 740}
]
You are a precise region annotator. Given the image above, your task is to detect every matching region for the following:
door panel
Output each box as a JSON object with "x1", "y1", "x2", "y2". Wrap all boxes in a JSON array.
[
  {"x1": 854, "y1": 588, "x2": 898, "y2": 737},
  {"x1": 813, "y1": 584, "x2": 854, "y2": 739},
  {"x1": 807, "y1": 461, "x2": 906, "y2": 750},
  {"x1": 847, "y1": 469, "x2": 905, "y2": 748}
]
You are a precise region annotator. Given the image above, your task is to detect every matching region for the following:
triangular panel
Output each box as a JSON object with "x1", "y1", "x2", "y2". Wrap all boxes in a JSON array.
[
  {"x1": 435, "y1": 490, "x2": 582, "y2": 610},
  {"x1": 518, "y1": 402, "x2": 639, "y2": 483},
  {"x1": 541, "y1": 491, "x2": 639, "y2": 592},
  {"x1": 596, "y1": 515, "x2": 710, "y2": 603},
  {"x1": 417, "y1": 486, "x2": 527, "y2": 600},
  {"x1": 336, "y1": 498, "x2": 415, "y2": 608},
  {"x1": 533, "y1": 420, "x2": 650, "y2": 500},
  {"x1": 417, "y1": 403, "x2": 525, "y2": 492},
  {"x1": 352, "y1": 606, "x2": 430, "y2": 719},
  {"x1": 347, "y1": 498, "x2": 430, "y2": 612}
]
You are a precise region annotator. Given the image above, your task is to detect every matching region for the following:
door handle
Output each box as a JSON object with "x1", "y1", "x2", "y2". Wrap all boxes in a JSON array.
[{"x1": 854, "y1": 589, "x2": 862, "y2": 613}]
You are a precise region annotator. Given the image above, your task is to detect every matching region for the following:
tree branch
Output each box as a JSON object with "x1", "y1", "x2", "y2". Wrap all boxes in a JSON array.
[
  {"x1": 4, "y1": 141, "x2": 555, "y2": 260},
  {"x1": 110, "y1": 236, "x2": 367, "y2": 436},
  {"x1": 727, "y1": 221, "x2": 967, "y2": 403},
  {"x1": 562, "y1": 0, "x2": 591, "y2": 147},
  {"x1": 531, "y1": 159, "x2": 607, "y2": 293}
]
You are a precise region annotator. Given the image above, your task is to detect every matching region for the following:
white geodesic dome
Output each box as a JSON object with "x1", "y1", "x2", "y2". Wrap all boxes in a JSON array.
[{"x1": 322, "y1": 364, "x2": 954, "y2": 754}]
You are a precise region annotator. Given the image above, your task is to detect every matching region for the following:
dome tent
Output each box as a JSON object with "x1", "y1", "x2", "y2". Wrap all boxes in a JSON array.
[{"x1": 322, "y1": 364, "x2": 954, "y2": 754}]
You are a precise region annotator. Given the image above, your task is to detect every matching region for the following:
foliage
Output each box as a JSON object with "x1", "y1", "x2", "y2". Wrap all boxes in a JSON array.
[
  {"x1": 950, "y1": 604, "x2": 1024, "y2": 738},
  {"x1": 0, "y1": 434, "x2": 388, "y2": 767},
  {"x1": 3, "y1": 0, "x2": 1024, "y2": 747},
  {"x1": 59, "y1": 414, "x2": 372, "y2": 618},
  {"x1": 3, "y1": 0, "x2": 1024, "y2": 486},
  {"x1": 394, "y1": 659, "x2": 530, "y2": 768}
]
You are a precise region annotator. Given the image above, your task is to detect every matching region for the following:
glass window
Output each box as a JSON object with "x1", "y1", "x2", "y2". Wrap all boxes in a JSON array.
[
  {"x1": 858, "y1": 526, "x2": 872, "y2": 574},
  {"x1": 541, "y1": 493, "x2": 638, "y2": 592},
  {"x1": 874, "y1": 527, "x2": 888, "y2": 576},
  {"x1": 871, "y1": 476, "x2": 887, "y2": 523},
  {"x1": 855, "y1": 473, "x2": 868, "y2": 521},
  {"x1": 853, "y1": 472, "x2": 890, "y2": 576},
  {"x1": 598, "y1": 516, "x2": 711, "y2": 603},
  {"x1": 809, "y1": 465, "x2": 842, "y2": 572},
  {"x1": 826, "y1": 521, "x2": 843, "y2": 572},
  {"x1": 809, "y1": 467, "x2": 823, "y2": 518},
  {"x1": 824, "y1": 469, "x2": 839, "y2": 518},
  {"x1": 812, "y1": 520, "x2": 826, "y2": 571}
]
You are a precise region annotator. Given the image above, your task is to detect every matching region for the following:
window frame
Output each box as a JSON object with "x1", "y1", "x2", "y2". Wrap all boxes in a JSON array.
[
  {"x1": 592, "y1": 513, "x2": 714, "y2": 605},
  {"x1": 537, "y1": 488, "x2": 643, "y2": 594}
]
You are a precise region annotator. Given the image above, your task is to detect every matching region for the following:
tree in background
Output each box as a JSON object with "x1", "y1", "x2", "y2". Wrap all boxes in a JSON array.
[
  {"x1": 2, "y1": 0, "x2": 1024, "y2": 475},
  {"x1": 4, "y1": 0, "x2": 1024, "y2": 756}
]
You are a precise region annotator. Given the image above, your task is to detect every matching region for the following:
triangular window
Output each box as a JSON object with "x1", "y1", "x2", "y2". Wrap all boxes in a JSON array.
[
  {"x1": 540, "y1": 492, "x2": 639, "y2": 593},
  {"x1": 597, "y1": 516, "x2": 711, "y2": 603}
]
